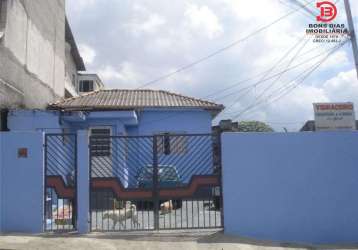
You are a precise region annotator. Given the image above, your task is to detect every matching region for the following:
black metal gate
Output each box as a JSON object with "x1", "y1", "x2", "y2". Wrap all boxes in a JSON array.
[
  {"x1": 89, "y1": 134, "x2": 223, "y2": 231},
  {"x1": 44, "y1": 134, "x2": 77, "y2": 231}
]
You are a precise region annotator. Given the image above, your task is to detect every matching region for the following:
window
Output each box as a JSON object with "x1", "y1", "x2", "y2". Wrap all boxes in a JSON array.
[
  {"x1": 156, "y1": 133, "x2": 187, "y2": 155},
  {"x1": 79, "y1": 80, "x2": 94, "y2": 92},
  {"x1": 90, "y1": 128, "x2": 111, "y2": 156}
]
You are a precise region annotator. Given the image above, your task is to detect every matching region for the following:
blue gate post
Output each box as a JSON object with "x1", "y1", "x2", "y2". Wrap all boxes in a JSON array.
[{"x1": 77, "y1": 130, "x2": 90, "y2": 233}]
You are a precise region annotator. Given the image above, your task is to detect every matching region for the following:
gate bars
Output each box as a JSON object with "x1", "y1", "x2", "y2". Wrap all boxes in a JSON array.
[
  {"x1": 44, "y1": 134, "x2": 77, "y2": 231},
  {"x1": 89, "y1": 134, "x2": 223, "y2": 231}
]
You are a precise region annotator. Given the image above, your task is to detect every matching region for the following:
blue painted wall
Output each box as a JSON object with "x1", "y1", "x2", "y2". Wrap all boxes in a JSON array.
[
  {"x1": 133, "y1": 109, "x2": 212, "y2": 135},
  {"x1": 127, "y1": 109, "x2": 213, "y2": 186},
  {"x1": 222, "y1": 132, "x2": 358, "y2": 245},
  {"x1": 0, "y1": 131, "x2": 44, "y2": 233},
  {"x1": 8, "y1": 110, "x2": 63, "y2": 133},
  {"x1": 8, "y1": 109, "x2": 214, "y2": 188},
  {"x1": 8, "y1": 109, "x2": 213, "y2": 135}
]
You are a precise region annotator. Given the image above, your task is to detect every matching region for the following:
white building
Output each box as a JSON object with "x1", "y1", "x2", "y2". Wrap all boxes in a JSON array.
[
  {"x1": 0, "y1": 0, "x2": 87, "y2": 109},
  {"x1": 0, "y1": 0, "x2": 107, "y2": 130}
]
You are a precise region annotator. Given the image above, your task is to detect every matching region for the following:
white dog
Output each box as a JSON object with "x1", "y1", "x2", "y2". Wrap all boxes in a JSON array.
[
  {"x1": 160, "y1": 200, "x2": 173, "y2": 215},
  {"x1": 102, "y1": 202, "x2": 140, "y2": 230}
]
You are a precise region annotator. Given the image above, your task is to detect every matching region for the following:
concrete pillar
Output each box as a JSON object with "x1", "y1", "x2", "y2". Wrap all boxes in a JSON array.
[
  {"x1": 0, "y1": 131, "x2": 44, "y2": 233},
  {"x1": 76, "y1": 130, "x2": 89, "y2": 233}
]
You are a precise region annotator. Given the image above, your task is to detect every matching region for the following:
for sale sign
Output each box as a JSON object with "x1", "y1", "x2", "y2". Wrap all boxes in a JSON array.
[{"x1": 313, "y1": 102, "x2": 356, "y2": 131}]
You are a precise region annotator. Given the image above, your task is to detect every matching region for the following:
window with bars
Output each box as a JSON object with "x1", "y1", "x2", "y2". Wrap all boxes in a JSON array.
[
  {"x1": 90, "y1": 128, "x2": 111, "y2": 157},
  {"x1": 156, "y1": 133, "x2": 187, "y2": 155}
]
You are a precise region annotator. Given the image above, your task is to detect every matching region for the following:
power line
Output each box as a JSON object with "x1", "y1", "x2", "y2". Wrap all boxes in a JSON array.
[
  {"x1": 206, "y1": 42, "x2": 328, "y2": 101},
  {"x1": 221, "y1": 35, "x2": 308, "y2": 114},
  {"x1": 278, "y1": 0, "x2": 314, "y2": 19},
  {"x1": 260, "y1": 40, "x2": 348, "y2": 107},
  {"x1": 231, "y1": 66, "x2": 321, "y2": 120},
  {"x1": 245, "y1": 37, "x2": 311, "y2": 111},
  {"x1": 222, "y1": 41, "x2": 344, "y2": 118},
  {"x1": 143, "y1": 42, "x2": 344, "y2": 126},
  {"x1": 287, "y1": 0, "x2": 317, "y2": 17},
  {"x1": 136, "y1": 0, "x2": 315, "y2": 89},
  {"x1": 223, "y1": 39, "x2": 347, "y2": 118},
  {"x1": 229, "y1": 40, "x2": 348, "y2": 120},
  {"x1": 216, "y1": 41, "x2": 331, "y2": 116}
]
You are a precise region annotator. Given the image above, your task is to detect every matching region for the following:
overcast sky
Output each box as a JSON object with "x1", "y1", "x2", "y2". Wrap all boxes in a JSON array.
[{"x1": 66, "y1": 0, "x2": 358, "y2": 131}]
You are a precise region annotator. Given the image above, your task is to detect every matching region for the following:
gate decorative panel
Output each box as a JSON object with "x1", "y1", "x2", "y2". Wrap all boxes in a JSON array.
[
  {"x1": 44, "y1": 134, "x2": 77, "y2": 231},
  {"x1": 90, "y1": 136, "x2": 155, "y2": 231},
  {"x1": 89, "y1": 134, "x2": 222, "y2": 231}
]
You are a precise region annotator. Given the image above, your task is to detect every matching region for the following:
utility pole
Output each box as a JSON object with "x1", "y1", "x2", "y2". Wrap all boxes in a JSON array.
[{"x1": 344, "y1": 0, "x2": 358, "y2": 80}]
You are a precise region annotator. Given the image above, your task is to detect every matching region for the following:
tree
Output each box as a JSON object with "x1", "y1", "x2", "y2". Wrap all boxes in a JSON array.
[{"x1": 237, "y1": 121, "x2": 274, "y2": 132}]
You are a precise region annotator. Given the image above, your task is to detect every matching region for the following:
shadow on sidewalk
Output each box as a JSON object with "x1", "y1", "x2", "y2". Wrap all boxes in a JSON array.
[{"x1": 3, "y1": 230, "x2": 358, "y2": 249}]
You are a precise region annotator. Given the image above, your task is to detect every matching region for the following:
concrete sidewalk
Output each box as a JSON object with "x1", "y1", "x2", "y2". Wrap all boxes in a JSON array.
[{"x1": 0, "y1": 230, "x2": 356, "y2": 250}]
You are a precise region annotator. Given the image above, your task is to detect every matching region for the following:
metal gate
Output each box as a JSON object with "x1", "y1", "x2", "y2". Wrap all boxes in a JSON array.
[
  {"x1": 90, "y1": 134, "x2": 223, "y2": 231},
  {"x1": 44, "y1": 134, "x2": 77, "y2": 231}
]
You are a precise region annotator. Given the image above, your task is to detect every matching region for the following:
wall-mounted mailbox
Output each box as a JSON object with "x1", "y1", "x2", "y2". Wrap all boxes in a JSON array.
[{"x1": 18, "y1": 148, "x2": 28, "y2": 158}]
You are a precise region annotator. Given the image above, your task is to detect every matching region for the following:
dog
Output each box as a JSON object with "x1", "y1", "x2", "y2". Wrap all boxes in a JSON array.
[
  {"x1": 160, "y1": 200, "x2": 173, "y2": 215},
  {"x1": 102, "y1": 202, "x2": 140, "y2": 230}
]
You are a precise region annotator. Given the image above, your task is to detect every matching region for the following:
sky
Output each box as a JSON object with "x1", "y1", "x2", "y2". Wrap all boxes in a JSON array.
[{"x1": 66, "y1": 0, "x2": 358, "y2": 131}]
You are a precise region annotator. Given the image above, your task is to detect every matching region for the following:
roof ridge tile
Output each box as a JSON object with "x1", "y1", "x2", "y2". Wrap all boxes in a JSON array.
[{"x1": 48, "y1": 89, "x2": 225, "y2": 112}]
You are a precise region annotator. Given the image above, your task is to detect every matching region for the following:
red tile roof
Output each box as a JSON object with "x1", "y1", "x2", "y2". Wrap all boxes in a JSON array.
[{"x1": 49, "y1": 89, "x2": 224, "y2": 113}]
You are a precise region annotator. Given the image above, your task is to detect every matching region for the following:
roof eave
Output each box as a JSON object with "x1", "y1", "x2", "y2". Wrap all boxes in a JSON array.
[
  {"x1": 65, "y1": 18, "x2": 86, "y2": 71},
  {"x1": 48, "y1": 105, "x2": 225, "y2": 112}
]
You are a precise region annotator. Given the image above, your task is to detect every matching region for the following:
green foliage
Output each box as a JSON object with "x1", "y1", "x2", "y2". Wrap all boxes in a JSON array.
[{"x1": 237, "y1": 121, "x2": 274, "y2": 132}]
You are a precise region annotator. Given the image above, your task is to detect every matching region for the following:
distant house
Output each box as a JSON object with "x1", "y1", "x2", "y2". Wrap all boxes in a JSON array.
[
  {"x1": 77, "y1": 73, "x2": 104, "y2": 95},
  {"x1": 300, "y1": 121, "x2": 316, "y2": 131},
  {"x1": 8, "y1": 89, "x2": 224, "y2": 136}
]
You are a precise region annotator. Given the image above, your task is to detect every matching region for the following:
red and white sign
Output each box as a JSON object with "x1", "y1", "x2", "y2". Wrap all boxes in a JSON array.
[
  {"x1": 316, "y1": 1, "x2": 338, "y2": 23},
  {"x1": 313, "y1": 102, "x2": 356, "y2": 131}
]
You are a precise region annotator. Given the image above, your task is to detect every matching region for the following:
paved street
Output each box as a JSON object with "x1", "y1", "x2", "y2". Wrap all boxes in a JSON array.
[{"x1": 1, "y1": 230, "x2": 354, "y2": 250}]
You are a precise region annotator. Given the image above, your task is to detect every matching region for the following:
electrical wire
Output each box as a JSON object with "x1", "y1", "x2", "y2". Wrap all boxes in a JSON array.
[
  {"x1": 229, "y1": 39, "x2": 348, "y2": 120},
  {"x1": 206, "y1": 42, "x2": 329, "y2": 101},
  {"x1": 135, "y1": 0, "x2": 315, "y2": 89},
  {"x1": 142, "y1": 41, "x2": 345, "y2": 126},
  {"x1": 221, "y1": 35, "x2": 309, "y2": 114}
]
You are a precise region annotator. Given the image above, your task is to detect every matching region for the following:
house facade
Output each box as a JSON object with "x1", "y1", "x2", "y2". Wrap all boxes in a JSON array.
[
  {"x1": 8, "y1": 89, "x2": 224, "y2": 136},
  {"x1": 8, "y1": 89, "x2": 224, "y2": 188}
]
